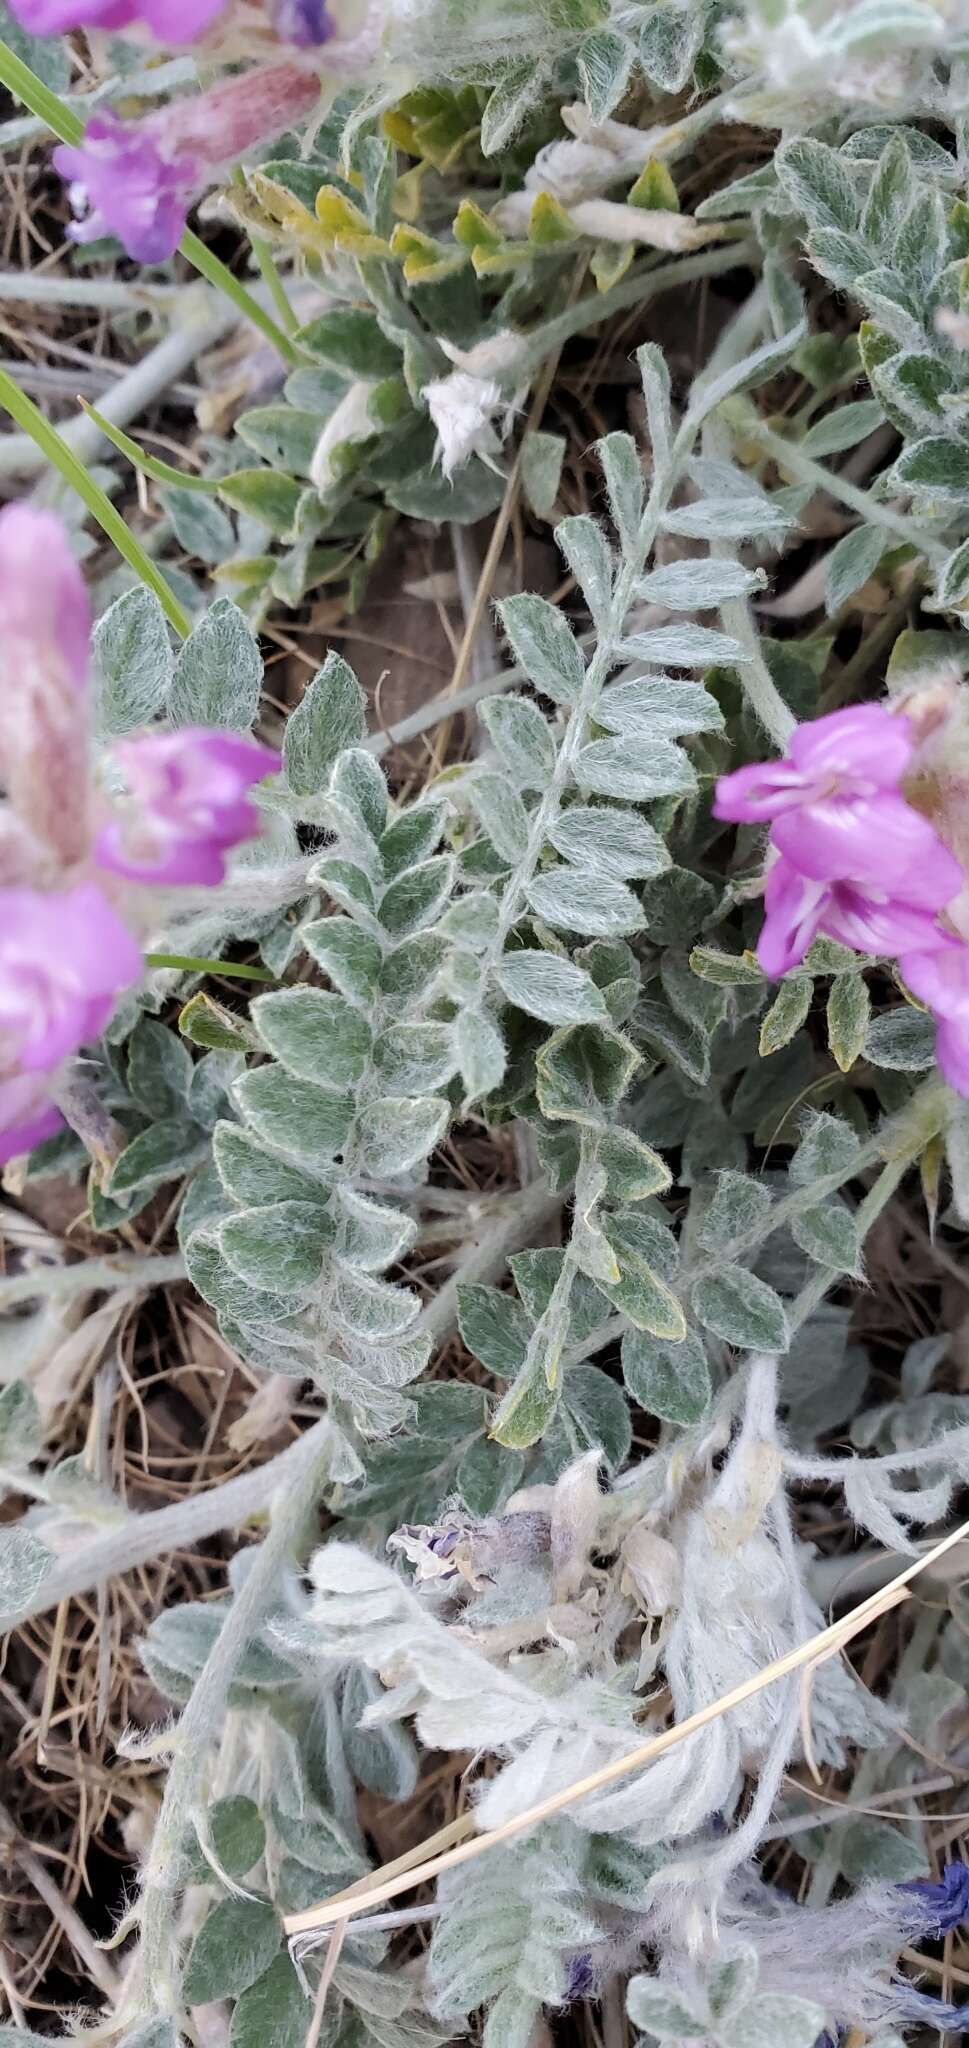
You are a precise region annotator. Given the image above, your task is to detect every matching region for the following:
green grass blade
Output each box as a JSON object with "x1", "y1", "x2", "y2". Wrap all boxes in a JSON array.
[
  {"x1": 80, "y1": 400, "x2": 221, "y2": 493},
  {"x1": 146, "y1": 953, "x2": 275, "y2": 981}
]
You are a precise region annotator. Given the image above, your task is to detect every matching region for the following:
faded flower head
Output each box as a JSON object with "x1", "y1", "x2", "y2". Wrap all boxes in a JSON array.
[
  {"x1": 95, "y1": 727, "x2": 281, "y2": 887},
  {"x1": 0, "y1": 503, "x2": 90, "y2": 695}
]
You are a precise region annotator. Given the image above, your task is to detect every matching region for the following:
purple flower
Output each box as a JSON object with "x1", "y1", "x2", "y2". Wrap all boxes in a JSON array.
[
  {"x1": 95, "y1": 728, "x2": 280, "y2": 887},
  {"x1": 715, "y1": 705, "x2": 960, "y2": 891},
  {"x1": 899, "y1": 950, "x2": 969, "y2": 1096},
  {"x1": 759, "y1": 855, "x2": 955, "y2": 979},
  {"x1": 53, "y1": 64, "x2": 323, "y2": 263},
  {"x1": 0, "y1": 1075, "x2": 65, "y2": 1166},
  {"x1": 0, "y1": 885, "x2": 142, "y2": 1075},
  {"x1": 0, "y1": 504, "x2": 90, "y2": 694},
  {"x1": 9, "y1": 0, "x2": 226, "y2": 36},
  {"x1": 54, "y1": 115, "x2": 201, "y2": 264},
  {"x1": 901, "y1": 1861, "x2": 969, "y2": 1938},
  {"x1": 273, "y1": 0, "x2": 336, "y2": 40}
]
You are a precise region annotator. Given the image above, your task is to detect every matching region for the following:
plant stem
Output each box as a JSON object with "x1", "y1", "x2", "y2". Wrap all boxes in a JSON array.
[
  {"x1": 0, "y1": 1251, "x2": 186, "y2": 1311},
  {"x1": 0, "y1": 36, "x2": 301, "y2": 367},
  {"x1": 145, "y1": 952, "x2": 275, "y2": 981},
  {"x1": 516, "y1": 240, "x2": 758, "y2": 376},
  {"x1": 737, "y1": 407, "x2": 949, "y2": 565},
  {"x1": 135, "y1": 1419, "x2": 333, "y2": 2017},
  {"x1": 0, "y1": 366, "x2": 192, "y2": 638}
]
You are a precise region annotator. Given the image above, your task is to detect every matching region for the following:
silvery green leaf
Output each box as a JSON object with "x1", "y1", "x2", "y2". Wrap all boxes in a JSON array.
[
  {"x1": 865, "y1": 1006, "x2": 936, "y2": 1068},
  {"x1": 636, "y1": 997, "x2": 710, "y2": 1086},
  {"x1": 374, "y1": 1022, "x2": 457, "y2": 1093},
  {"x1": 791, "y1": 1199, "x2": 861, "y2": 1274},
  {"x1": 693, "y1": 1267, "x2": 789, "y2": 1353},
  {"x1": 283, "y1": 651, "x2": 366, "y2": 797},
  {"x1": 662, "y1": 497, "x2": 793, "y2": 541},
  {"x1": 455, "y1": 1007, "x2": 507, "y2": 1098},
  {"x1": 213, "y1": 1122, "x2": 329, "y2": 1207},
  {"x1": 169, "y1": 599, "x2": 262, "y2": 731},
  {"x1": 934, "y1": 535, "x2": 969, "y2": 609},
  {"x1": 722, "y1": 1994, "x2": 827, "y2": 2048},
  {"x1": 598, "y1": 1243, "x2": 685, "y2": 1341},
  {"x1": 118, "y1": 2023, "x2": 178, "y2": 2048},
  {"x1": 637, "y1": 343, "x2": 673, "y2": 470},
  {"x1": 827, "y1": 972, "x2": 870, "y2": 1072},
  {"x1": 802, "y1": 399, "x2": 884, "y2": 457},
  {"x1": 183, "y1": 1897, "x2": 281, "y2": 2005},
  {"x1": 862, "y1": 132, "x2": 918, "y2": 248},
  {"x1": 690, "y1": 945, "x2": 763, "y2": 986},
  {"x1": 252, "y1": 988, "x2": 371, "y2": 1089},
  {"x1": 234, "y1": 1067, "x2": 355, "y2": 1160},
  {"x1": 335, "y1": 1269, "x2": 421, "y2": 1341},
  {"x1": 839, "y1": 1820, "x2": 928, "y2": 1882},
  {"x1": 708, "y1": 1946, "x2": 759, "y2": 2021},
  {"x1": 536, "y1": 1022, "x2": 639, "y2": 1125},
  {"x1": 163, "y1": 486, "x2": 234, "y2": 564},
  {"x1": 307, "y1": 856, "x2": 377, "y2": 923},
  {"x1": 790, "y1": 1111, "x2": 862, "y2": 1187},
  {"x1": 776, "y1": 137, "x2": 859, "y2": 232},
  {"x1": 184, "y1": 1232, "x2": 292, "y2": 1330},
  {"x1": 380, "y1": 855, "x2": 454, "y2": 937},
  {"x1": 127, "y1": 1018, "x2": 193, "y2": 1118},
  {"x1": 635, "y1": 5, "x2": 701, "y2": 89},
  {"x1": 109, "y1": 1121, "x2": 207, "y2": 1200},
  {"x1": 440, "y1": 892, "x2": 500, "y2": 947},
  {"x1": 549, "y1": 805, "x2": 670, "y2": 880},
  {"x1": 695, "y1": 163, "x2": 781, "y2": 219},
  {"x1": 526, "y1": 868, "x2": 644, "y2": 936},
  {"x1": 457, "y1": 1283, "x2": 530, "y2": 1378},
  {"x1": 626, "y1": 1976, "x2": 706, "y2": 2038},
  {"x1": 479, "y1": 694, "x2": 557, "y2": 789},
  {"x1": 0, "y1": 1382, "x2": 41, "y2": 1463},
  {"x1": 598, "y1": 432, "x2": 644, "y2": 554},
  {"x1": 0, "y1": 1528, "x2": 53, "y2": 1624},
  {"x1": 620, "y1": 624, "x2": 748, "y2": 668},
  {"x1": 596, "y1": 677, "x2": 724, "y2": 737},
  {"x1": 555, "y1": 515, "x2": 614, "y2": 629},
  {"x1": 700, "y1": 1171, "x2": 773, "y2": 1251},
  {"x1": 234, "y1": 405, "x2": 320, "y2": 477},
  {"x1": 334, "y1": 1187, "x2": 416, "y2": 1270},
  {"x1": 891, "y1": 434, "x2": 969, "y2": 500},
  {"x1": 93, "y1": 586, "x2": 172, "y2": 736},
  {"x1": 685, "y1": 322, "x2": 805, "y2": 429},
  {"x1": 379, "y1": 800, "x2": 445, "y2": 879},
  {"x1": 578, "y1": 28, "x2": 635, "y2": 116},
  {"x1": 470, "y1": 770, "x2": 531, "y2": 861},
  {"x1": 520, "y1": 428, "x2": 565, "y2": 518},
  {"x1": 825, "y1": 524, "x2": 886, "y2": 614},
  {"x1": 638, "y1": 559, "x2": 767, "y2": 607},
  {"x1": 597, "y1": 1127, "x2": 670, "y2": 1200},
  {"x1": 330, "y1": 746, "x2": 387, "y2": 842},
  {"x1": 621, "y1": 1326, "x2": 711, "y2": 1424},
  {"x1": 495, "y1": 950, "x2": 608, "y2": 1025},
  {"x1": 355, "y1": 1094, "x2": 449, "y2": 1175},
  {"x1": 295, "y1": 305, "x2": 400, "y2": 376},
  {"x1": 498, "y1": 594, "x2": 585, "y2": 704},
  {"x1": 300, "y1": 918, "x2": 381, "y2": 1005},
  {"x1": 188, "y1": 1794, "x2": 266, "y2": 1883},
  {"x1": 758, "y1": 974, "x2": 813, "y2": 1055},
  {"x1": 489, "y1": 1327, "x2": 562, "y2": 1448},
  {"x1": 480, "y1": 58, "x2": 546, "y2": 154},
  {"x1": 574, "y1": 735, "x2": 695, "y2": 802},
  {"x1": 219, "y1": 1201, "x2": 333, "y2": 1293},
  {"x1": 229, "y1": 1953, "x2": 307, "y2": 2048}
]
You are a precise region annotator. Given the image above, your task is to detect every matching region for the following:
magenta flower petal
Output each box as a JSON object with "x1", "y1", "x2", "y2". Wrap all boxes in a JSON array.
[
  {"x1": 0, "y1": 885, "x2": 142, "y2": 1075},
  {"x1": 821, "y1": 888, "x2": 951, "y2": 959},
  {"x1": 54, "y1": 117, "x2": 198, "y2": 264},
  {"x1": 0, "y1": 1076, "x2": 64, "y2": 1166},
  {"x1": 935, "y1": 1018, "x2": 969, "y2": 1096},
  {"x1": 900, "y1": 945, "x2": 969, "y2": 1023},
  {"x1": 0, "y1": 504, "x2": 90, "y2": 692},
  {"x1": 9, "y1": 0, "x2": 225, "y2": 34},
  {"x1": 757, "y1": 859, "x2": 828, "y2": 976},
  {"x1": 712, "y1": 759, "x2": 807, "y2": 823},
  {"x1": 772, "y1": 793, "x2": 964, "y2": 895},
  {"x1": 786, "y1": 704, "x2": 914, "y2": 786},
  {"x1": 96, "y1": 727, "x2": 280, "y2": 888}
]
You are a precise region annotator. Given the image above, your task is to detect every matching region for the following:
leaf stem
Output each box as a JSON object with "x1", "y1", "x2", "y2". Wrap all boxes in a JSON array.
[
  {"x1": 736, "y1": 405, "x2": 949, "y2": 565},
  {"x1": 0, "y1": 365, "x2": 192, "y2": 638}
]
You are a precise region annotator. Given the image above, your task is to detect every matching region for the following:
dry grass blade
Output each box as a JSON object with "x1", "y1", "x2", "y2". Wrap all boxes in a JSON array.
[{"x1": 282, "y1": 1516, "x2": 969, "y2": 1937}]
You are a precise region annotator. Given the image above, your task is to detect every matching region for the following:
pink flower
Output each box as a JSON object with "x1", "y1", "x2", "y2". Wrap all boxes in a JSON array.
[
  {"x1": 900, "y1": 947, "x2": 969, "y2": 1096},
  {"x1": 713, "y1": 704, "x2": 958, "y2": 888},
  {"x1": 8, "y1": 0, "x2": 226, "y2": 37},
  {"x1": 759, "y1": 854, "x2": 957, "y2": 979},
  {"x1": 0, "y1": 1075, "x2": 65, "y2": 1166},
  {"x1": 54, "y1": 64, "x2": 322, "y2": 263},
  {"x1": 0, "y1": 504, "x2": 90, "y2": 694},
  {"x1": 95, "y1": 728, "x2": 280, "y2": 886},
  {"x1": 0, "y1": 507, "x2": 92, "y2": 869},
  {"x1": 0, "y1": 886, "x2": 143, "y2": 1074}
]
